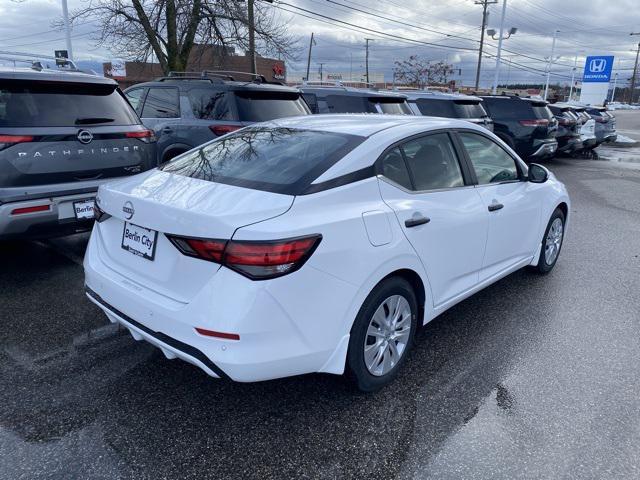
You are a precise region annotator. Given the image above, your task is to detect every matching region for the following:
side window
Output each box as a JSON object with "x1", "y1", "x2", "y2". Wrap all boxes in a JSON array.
[
  {"x1": 141, "y1": 87, "x2": 179, "y2": 118},
  {"x1": 401, "y1": 133, "x2": 464, "y2": 191},
  {"x1": 459, "y1": 132, "x2": 519, "y2": 184},
  {"x1": 187, "y1": 88, "x2": 232, "y2": 120},
  {"x1": 380, "y1": 147, "x2": 411, "y2": 189},
  {"x1": 302, "y1": 93, "x2": 319, "y2": 114},
  {"x1": 124, "y1": 88, "x2": 146, "y2": 115}
]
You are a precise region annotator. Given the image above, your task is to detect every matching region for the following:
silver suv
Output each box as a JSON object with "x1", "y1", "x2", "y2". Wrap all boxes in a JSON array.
[{"x1": 0, "y1": 67, "x2": 157, "y2": 240}]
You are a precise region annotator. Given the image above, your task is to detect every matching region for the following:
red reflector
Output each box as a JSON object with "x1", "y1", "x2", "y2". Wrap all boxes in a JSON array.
[
  {"x1": 225, "y1": 237, "x2": 318, "y2": 266},
  {"x1": 519, "y1": 119, "x2": 549, "y2": 127},
  {"x1": 209, "y1": 125, "x2": 241, "y2": 136},
  {"x1": 125, "y1": 130, "x2": 155, "y2": 138},
  {"x1": 195, "y1": 327, "x2": 240, "y2": 340},
  {"x1": 11, "y1": 204, "x2": 50, "y2": 215},
  {"x1": 0, "y1": 135, "x2": 34, "y2": 144}
]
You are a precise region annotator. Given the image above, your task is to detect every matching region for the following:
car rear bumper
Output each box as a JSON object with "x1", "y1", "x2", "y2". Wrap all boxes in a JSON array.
[
  {"x1": 530, "y1": 140, "x2": 558, "y2": 158},
  {"x1": 83, "y1": 226, "x2": 357, "y2": 382},
  {"x1": 0, "y1": 190, "x2": 98, "y2": 240}
]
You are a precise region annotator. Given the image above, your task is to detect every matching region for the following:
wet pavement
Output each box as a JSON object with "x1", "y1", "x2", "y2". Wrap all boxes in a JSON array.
[{"x1": 2, "y1": 151, "x2": 640, "y2": 479}]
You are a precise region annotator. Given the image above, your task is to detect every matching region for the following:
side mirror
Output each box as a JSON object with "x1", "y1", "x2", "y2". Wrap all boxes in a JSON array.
[{"x1": 528, "y1": 163, "x2": 549, "y2": 183}]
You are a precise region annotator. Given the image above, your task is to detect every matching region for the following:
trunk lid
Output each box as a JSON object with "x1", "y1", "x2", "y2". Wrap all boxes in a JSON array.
[{"x1": 94, "y1": 169, "x2": 294, "y2": 301}]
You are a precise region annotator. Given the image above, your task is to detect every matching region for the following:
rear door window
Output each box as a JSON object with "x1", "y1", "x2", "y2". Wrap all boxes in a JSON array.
[
  {"x1": 188, "y1": 88, "x2": 233, "y2": 120},
  {"x1": 0, "y1": 80, "x2": 139, "y2": 127},
  {"x1": 234, "y1": 91, "x2": 310, "y2": 122},
  {"x1": 141, "y1": 87, "x2": 180, "y2": 118},
  {"x1": 380, "y1": 147, "x2": 412, "y2": 189},
  {"x1": 401, "y1": 133, "x2": 465, "y2": 190},
  {"x1": 161, "y1": 127, "x2": 364, "y2": 194}
]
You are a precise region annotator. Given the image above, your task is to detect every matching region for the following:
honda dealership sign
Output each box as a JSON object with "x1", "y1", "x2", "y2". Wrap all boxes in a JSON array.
[{"x1": 580, "y1": 55, "x2": 614, "y2": 105}]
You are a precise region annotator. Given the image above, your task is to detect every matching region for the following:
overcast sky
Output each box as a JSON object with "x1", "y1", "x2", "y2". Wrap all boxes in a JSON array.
[{"x1": 1, "y1": 0, "x2": 639, "y2": 87}]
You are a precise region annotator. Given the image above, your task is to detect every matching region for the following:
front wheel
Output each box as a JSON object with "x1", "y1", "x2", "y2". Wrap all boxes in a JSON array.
[
  {"x1": 533, "y1": 208, "x2": 565, "y2": 274},
  {"x1": 347, "y1": 277, "x2": 418, "y2": 392}
]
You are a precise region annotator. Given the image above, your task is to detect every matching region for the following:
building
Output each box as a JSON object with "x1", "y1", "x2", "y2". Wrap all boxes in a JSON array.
[{"x1": 103, "y1": 44, "x2": 286, "y2": 88}]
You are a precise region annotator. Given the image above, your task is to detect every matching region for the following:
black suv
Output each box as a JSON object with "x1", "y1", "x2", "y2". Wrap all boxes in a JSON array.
[
  {"x1": 299, "y1": 85, "x2": 412, "y2": 115},
  {"x1": 404, "y1": 91, "x2": 493, "y2": 131},
  {"x1": 479, "y1": 95, "x2": 558, "y2": 160},
  {"x1": 124, "y1": 72, "x2": 311, "y2": 163},
  {"x1": 0, "y1": 67, "x2": 156, "y2": 240}
]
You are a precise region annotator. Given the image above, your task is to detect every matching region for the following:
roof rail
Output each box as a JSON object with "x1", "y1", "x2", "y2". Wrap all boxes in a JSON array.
[{"x1": 202, "y1": 70, "x2": 271, "y2": 83}]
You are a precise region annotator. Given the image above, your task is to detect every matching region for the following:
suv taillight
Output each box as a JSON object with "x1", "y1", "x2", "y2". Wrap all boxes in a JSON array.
[
  {"x1": 167, "y1": 234, "x2": 322, "y2": 280},
  {"x1": 519, "y1": 119, "x2": 549, "y2": 127},
  {"x1": 209, "y1": 125, "x2": 241, "y2": 136},
  {"x1": 594, "y1": 116, "x2": 608, "y2": 123},
  {"x1": 0, "y1": 135, "x2": 33, "y2": 151},
  {"x1": 126, "y1": 130, "x2": 157, "y2": 143}
]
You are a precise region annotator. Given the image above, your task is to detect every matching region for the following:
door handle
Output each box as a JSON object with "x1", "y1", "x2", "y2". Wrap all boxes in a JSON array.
[
  {"x1": 405, "y1": 215, "x2": 430, "y2": 228},
  {"x1": 488, "y1": 203, "x2": 504, "y2": 212}
]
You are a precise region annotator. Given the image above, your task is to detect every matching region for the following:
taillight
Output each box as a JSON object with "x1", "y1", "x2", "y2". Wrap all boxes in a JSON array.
[
  {"x1": 557, "y1": 118, "x2": 574, "y2": 126},
  {"x1": 167, "y1": 236, "x2": 227, "y2": 263},
  {"x1": 167, "y1": 234, "x2": 322, "y2": 280},
  {"x1": 0, "y1": 135, "x2": 34, "y2": 151},
  {"x1": 594, "y1": 116, "x2": 607, "y2": 123},
  {"x1": 209, "y1": 125, "x2": 241, "y2": 136},
  {"x1": 126, "y1": 130, "x2": 157, "y2": 143},
  {"x1": 11, "y1": 204, "x2": 50, "y2": 215},
  {"x1": 519, "y1": 119, "x2": 549, "y2": 127}
]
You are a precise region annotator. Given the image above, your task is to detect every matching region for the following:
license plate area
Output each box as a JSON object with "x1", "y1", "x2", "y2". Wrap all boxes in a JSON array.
[
  {"x1": 73, "y1": 199, "x2": 95, "y2": 220},
  {"x1": 121, "y1": 222, "x2": 158, "y2": 261}
]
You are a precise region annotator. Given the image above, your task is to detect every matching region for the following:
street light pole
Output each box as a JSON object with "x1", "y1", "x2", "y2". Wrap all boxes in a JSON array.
[
  {"x1": 544, "y1": 29, "x2": 559, "y2": 101},
  {"x1": 568, "y1": 52, "x2": 578, "y2": 101},
  {"x1": 305, "y1": 32, "x2": 315, "y2": 82},
  {"x1": 61, "y1": 0, "x2": 74, "y2": 61},
  {"x1": 491, "y1": 0, "x2": 508, "y2": 94},
  {"x1": 365, "y1": 38, "x2": 373, "y2": 86},
  {"x1": 611, "y1": 72, "x2": 618, "y2": 102},
  {"x1": 629, "y1": 34, "x2": 640, "y2": 104}
]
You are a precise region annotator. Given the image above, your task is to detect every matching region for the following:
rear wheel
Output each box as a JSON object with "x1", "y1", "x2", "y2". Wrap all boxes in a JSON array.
[
  {"x1": 532, "y1": 208, "x2": 565, "y2": 274},
  {"x1": 347, "y1": 277, "x2": 417, "y2": 392}
]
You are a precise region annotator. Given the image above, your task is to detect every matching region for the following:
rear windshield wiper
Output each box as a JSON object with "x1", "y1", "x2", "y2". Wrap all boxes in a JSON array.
[{"x1": 75, "y1": 117, "x2": 115, "y2": 125}]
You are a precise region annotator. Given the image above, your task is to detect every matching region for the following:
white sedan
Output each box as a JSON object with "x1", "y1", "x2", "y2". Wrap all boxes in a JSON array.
[{"x1": 84, "y1": 114, "x2": 569, "y2": 391}]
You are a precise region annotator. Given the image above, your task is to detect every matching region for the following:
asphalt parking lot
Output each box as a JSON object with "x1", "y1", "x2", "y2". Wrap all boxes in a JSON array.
[{"x1": 2, "y1": 118, "x2": 640, "y2": 479}]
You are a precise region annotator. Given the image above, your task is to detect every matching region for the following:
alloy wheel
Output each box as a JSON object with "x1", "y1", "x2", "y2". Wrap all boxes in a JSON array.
[{"x1": 545, "y1": 217, "x2": 564, "y2": 265}]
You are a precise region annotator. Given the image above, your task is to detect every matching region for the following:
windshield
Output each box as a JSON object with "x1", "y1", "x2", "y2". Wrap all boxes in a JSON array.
[
  {"x1": 161, "y1": 127, "x2": 364, "y2": 194},
  {"x1": 234, "y1": 91, "x2": 310, "y2": 122},
  {"x1": 0, "y1": 80, "x2": 138, "y2": 127}
]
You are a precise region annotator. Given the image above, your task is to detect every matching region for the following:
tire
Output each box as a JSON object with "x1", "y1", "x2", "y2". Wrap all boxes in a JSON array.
[
  {"x1": 347, "y1": 277, "x2": 418, "y2": 392},
  {"x1": 532, "y1": 208, "x2": 566, "y2": 274},
  {"x1": 162, "y1": 149, "x2": 187, "y2": 164}
]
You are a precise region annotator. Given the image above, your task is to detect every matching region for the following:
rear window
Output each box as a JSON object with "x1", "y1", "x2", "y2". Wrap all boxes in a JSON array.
[
  {"x1": 531, "y1": 104, "x2": 553, "y2": 120},
  {"x1": 326, "y1": 95, "x2": 369, "y2": 113},
  {"x1": 372, "y1": 98, "x2": 412, "y2": 115},
  {"x1": 188, "y1": 88, "x2": 233, "y2": 120},
  {"x1": 454, "y1": 100, "x2": 488, "y2": 119},
  {"x1": 481, "y1": 98, "x2": 532, "y2": 119},
  {"x1": 161, "y1": 127, "x2": 364, "y2": 194},
  {"x1": 414, "y1": 99, "x2": 455, "y2": 117},
  {"x1": 0, "y1": 80, "x2": 139, "y2": 127},
  {"x1": 234, "y1": 91, "x2": 310, "y2": 122}
]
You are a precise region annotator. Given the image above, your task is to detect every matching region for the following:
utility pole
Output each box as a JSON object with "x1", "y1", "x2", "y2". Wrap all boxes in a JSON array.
[
  {"x1": 247, "y1": 0, "x2": 257, "y2": 74},
  {"x1": 474, "y1": 0, "x2": 497, "y2": 90},
  {"x1": 569, "y1": 52, "x2": 578, "y2": 101},
  {"x1": 319, "y1": 62, "x2": 325, "y2": 82},
  {"x1": 365, "y1": 38, "x2": 373, "y2": 86},
  {"x1": 305, "y1": 32, "x2": 315, "y2": 82},
  {"x1": 491, "y1": 0, "x2": 507, "y2": 94},
  {"x1": 61, "y1": 0, "x2": 74, "y2": 61},
  {"x1": 629, "y1": 33, "x2": 640, "y2": 103},
  {"x1": 544, "y1": 29, "x2": 559, "y2": 101},
  {"x1": 611, "y1": 72, "x2": 618, "y2": 102}
]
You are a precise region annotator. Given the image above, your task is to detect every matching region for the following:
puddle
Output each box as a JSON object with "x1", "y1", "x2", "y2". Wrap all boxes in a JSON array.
[{"x1": 595, "y1": 146, "x2": 640, "y2": 165}]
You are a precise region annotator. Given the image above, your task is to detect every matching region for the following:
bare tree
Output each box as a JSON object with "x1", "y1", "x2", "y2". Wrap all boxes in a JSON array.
[
  {"x1": 393, "y1": 55, "x2": 455, "y2": 88},
  {"x1": 58, "y1": 0, "x2": 297, "y2": 73}
]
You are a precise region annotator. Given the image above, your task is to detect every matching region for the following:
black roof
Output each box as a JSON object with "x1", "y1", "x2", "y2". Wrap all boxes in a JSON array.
[{"x1": 129, "y1": 77, "x2": 301, "y2": 93}]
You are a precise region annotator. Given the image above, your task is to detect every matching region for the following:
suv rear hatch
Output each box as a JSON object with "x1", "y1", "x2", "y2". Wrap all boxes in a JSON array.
[
  {"x1": 370, "y1": 96, "x2": 412, "y2": 115},
  {"x1": 233, "y1": 90, "x2": 310, "y2": 123},
  {"x1": 0, "y1": 79, "x2": 155, "y2": 189},
  {"x1": 526, "y1": 101, "x2": 558, "y2": 139}
]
